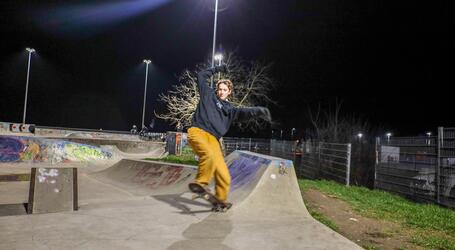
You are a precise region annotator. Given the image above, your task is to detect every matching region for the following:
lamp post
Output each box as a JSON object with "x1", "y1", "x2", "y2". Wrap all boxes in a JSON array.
[
  {"x1": 357, "y1": 132, "x2": 363, "y2": 142},
  {"x1": 142, "y1": 59, "x2": 152, "y2": 129},
  {"x1": 214, "y1": 53, "x2": 223, "y2": 79},
  {"x1": 426, "y1": 131, "x2": 432, "y2": 145},
  {"x1": 23, "y1": 47, "x2": 35, "y2": 124},
  {"x1": 386, "y1": 132, "x2": 392, "y2": 143},
  {"x1": 291, "y1": 128, "x2": 296, "y2": 140},
  {"x1": 210, "y1": 0, "x2": 220, "y2": 88}
]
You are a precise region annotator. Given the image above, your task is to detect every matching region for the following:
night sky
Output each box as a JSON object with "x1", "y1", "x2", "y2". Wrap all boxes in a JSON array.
[{"x1": 0, "y1": 0, "x2": 452, "y2": 137}]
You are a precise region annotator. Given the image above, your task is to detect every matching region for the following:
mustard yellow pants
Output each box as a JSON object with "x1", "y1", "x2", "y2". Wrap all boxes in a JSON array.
[{"x1": 187, "y1": 127, "x2": 231, "y2": 202}]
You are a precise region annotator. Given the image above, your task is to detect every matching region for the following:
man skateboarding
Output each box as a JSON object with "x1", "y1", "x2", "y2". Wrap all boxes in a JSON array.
[{"x1": 187, "y1": 65, "x2": 271, "y2": 211}]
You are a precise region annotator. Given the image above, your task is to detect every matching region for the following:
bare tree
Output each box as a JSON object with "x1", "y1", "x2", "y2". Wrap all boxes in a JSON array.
[
  {"x1": 156, "y1": 52, "x2": 276, "y2": 131},
  {"x1": 307, "y1": 99, "x2": 379, "y2": 143}
]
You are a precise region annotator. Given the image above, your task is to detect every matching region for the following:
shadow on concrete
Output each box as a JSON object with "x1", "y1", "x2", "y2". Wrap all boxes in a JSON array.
[
  {"x1": 0, "y1": 203, "x2": 28, "y2": 216},
  {"x1": 167, "y1": 213, "x2": 234, "y2": 250},
  {"x1": 152, "y1": 194, "x2": 213, "y2": 214}
]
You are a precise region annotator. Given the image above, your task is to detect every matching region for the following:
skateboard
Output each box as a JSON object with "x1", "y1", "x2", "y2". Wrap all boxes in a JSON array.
[{"x1": 188, "y1": 182, "x2": 232, "y2": 212}]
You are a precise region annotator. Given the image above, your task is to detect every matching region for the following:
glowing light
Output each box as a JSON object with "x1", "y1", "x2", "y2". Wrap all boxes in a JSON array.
[
  {"x1": 33, "y1": 0, "x2": 171, "y2": 37},
  {"x1": 214, "y1": 54, "x2": 223, "y2": 61}
]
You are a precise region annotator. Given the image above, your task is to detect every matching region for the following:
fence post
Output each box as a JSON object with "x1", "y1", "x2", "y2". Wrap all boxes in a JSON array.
[
  {"x1": 346, "y1": 143, "x2": 351, "y2": 186},
  {"x1": 375, "y1": 137, "x2": 380, "y2": 189},
  {"x1": 249, "y1": 138, "x2": 252, "y2": 151},
  {"x1": 318, "y1": 141, "x2": 322, "y2": 170},
  {"x1": 436, "y1": 127, "x2": 443, "y2": 203}
]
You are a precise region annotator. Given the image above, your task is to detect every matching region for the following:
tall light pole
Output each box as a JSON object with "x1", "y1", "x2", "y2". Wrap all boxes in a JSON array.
[
  {"x1": 291, "y1": 128, "x2": 296, "y2": 140},
  {"x1": 210, "y1": 0, "x2": 220, "y2": 88},
  {"x1": 214, "y1": 53, "x2": 223, "y2": 80},
  {"x1": 23, "y1": 47, "x2": 35, "y2": 124},
  {"x1": 142, "y1": 59, "x2": 152, "y2": 129},
  {"x1": 386, "y1": 132, "x2": 392, "y2": 143},
  {"x1": 357, "y1": 132, "x2": 363, "y2": 142}
]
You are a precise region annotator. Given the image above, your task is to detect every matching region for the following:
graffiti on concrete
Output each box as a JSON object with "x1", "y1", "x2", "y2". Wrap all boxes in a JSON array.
[
  {"x1": 133, "y1": 165, "x2": 191, "y2": 189},
  {"x1": 63, "y1": 143, "x2": 112, "y2": 161},
  {"x1": 0, "y1": 136, "x2": 112, "y2": 164},
  {"x1": 37, "y1": 168, "x2": 59, "y2": 184},
  {"x1": 229, "y1": 153, "x2": 271, "y2": 191}
]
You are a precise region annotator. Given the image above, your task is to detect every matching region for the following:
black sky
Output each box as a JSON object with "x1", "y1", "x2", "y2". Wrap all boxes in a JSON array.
[{"x1": 0, "y1": 0, "x2": 452, "y2": 137}]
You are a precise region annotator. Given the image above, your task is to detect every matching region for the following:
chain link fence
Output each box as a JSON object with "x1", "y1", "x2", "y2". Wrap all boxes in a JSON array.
[
  {"x1": 375, "y1": 127, "x2": 455, "y2": 208},
  {"x1": 223, "y1": 138, "x2": 352, "y2": 186},
  {"x1": 223, "y1": 137, "x2": 271, "y2": 155}
]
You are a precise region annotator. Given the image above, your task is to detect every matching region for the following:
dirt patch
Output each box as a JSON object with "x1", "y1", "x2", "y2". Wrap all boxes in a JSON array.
[{"x1": 303, "y1": 189, "x2": 424, "y2": 250}]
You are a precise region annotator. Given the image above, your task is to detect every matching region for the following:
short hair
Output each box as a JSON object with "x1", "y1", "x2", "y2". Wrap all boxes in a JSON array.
[{"x1": 216, "y1": 79, "x2": 233, "y2": 92}]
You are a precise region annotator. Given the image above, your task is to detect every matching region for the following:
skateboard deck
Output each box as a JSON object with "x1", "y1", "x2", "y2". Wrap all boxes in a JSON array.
[{"x1": 188, "y1": 182, "x2": 232, "y2": 212}]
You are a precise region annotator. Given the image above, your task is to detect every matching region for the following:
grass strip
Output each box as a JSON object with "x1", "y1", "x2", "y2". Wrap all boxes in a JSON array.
[{"x1": 299, "y1": 179, "x2": 455, "y2": 249}]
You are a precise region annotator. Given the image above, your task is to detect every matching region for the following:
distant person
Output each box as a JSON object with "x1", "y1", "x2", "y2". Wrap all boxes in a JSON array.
[
  {"x1": 176, "y1": 122, "x2": 183, "y2": 132},
  {"x1": 130, "y1": 125, "x2": 138, "y2": 134},
  {"x1": 187, "y1": 65, "x2": 272, "y2": 209}
]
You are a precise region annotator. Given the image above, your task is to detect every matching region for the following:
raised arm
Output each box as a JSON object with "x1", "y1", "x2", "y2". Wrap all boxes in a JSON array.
[
  {"x1": 196, "y1": 65, "x2": 228, "y2": 94},
  {"x1": 233, "y1": 106, "x2": 272, "y2": 123}
]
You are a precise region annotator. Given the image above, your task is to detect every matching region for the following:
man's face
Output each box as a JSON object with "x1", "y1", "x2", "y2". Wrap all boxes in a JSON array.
[{"x1": 216, "y1": 83, "x2": 231, "y2": 101}]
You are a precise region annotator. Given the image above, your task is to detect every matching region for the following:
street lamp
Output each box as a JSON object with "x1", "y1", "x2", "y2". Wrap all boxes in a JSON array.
[
  {"x1": 214, "y1": 53, "x2": 223, "y2": 79},
  {"x1": 142, "y1": 59, "x2": 152, "y2": 129},
  {"x1": 214, "y1": 53, "x2": 223, "y2": 66},
  {"x1": 357, "y1": 132, "x2": 363, "y2": 142},
  {"x1": 291, "y1": 128, "x2": 296, "y2": 140},
  {"x1": 210, "y1": 0, "x2": 220, "y2": 88},
  {"x1": 426, "y1": 131, "x2": 432, "y2": 145},
  {"x1": 386, "y1": 132, "x2": 392, "y2": 143},
  {"x1": 23, "y1": 47, "x2": 35, "y2": 124}
]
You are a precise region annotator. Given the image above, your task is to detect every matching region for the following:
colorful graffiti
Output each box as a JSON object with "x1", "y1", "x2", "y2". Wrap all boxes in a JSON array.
[
  {"x1": 0, "y1": 136, "x2": 112, "y2": 164},
  {"x1": 228, "y1": 153, "x2": 271, "y2": 191},
  {"x1": 133, "y1": 164, "x2": 192, "y2": 189}
]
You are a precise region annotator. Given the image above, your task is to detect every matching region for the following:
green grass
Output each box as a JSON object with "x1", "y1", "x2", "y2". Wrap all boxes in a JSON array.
[
  {"x1": 299, "y1": 179, "x2": 455, "y2": 249},
  {"x1": 411, "y1": 233, "x2": 455, "y2": 250},
  {"x1": 363, "y1": 246, "x2": 381, "y2": 250},
  {"x1": 145, "y1": 146, "x2": 198, "y2": 166},
  {"x1": 308, "y1": 209, "x2": 339, "y2": 232}
]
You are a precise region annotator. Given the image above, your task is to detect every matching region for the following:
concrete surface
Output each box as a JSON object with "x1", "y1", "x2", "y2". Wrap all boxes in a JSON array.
[{"x1": 0, "y1": 149, "x2": 362, "y2": 249}]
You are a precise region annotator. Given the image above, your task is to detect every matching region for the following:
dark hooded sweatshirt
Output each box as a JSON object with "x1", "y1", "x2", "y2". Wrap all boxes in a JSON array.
[{"x1": 191, "y1": 67, "x2": 270, "y2": 140}]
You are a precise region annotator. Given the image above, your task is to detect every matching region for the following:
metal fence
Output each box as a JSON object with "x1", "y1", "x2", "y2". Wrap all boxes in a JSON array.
[
  {"x1": 291, "y1": 141, "x2": 352, "y2": 186},
  {"x1": 223, "y1": 137, "x2": 271, "y2": 155},
  {"x1": 223, "y1": 138, "x2": 352, "y2": 186},
  {"x1": 375, "y1": 127, "x2": 455, "y2": 208}
]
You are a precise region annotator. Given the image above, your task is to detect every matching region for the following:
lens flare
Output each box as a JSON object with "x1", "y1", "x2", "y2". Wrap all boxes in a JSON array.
[{"x1": 33, "y1": 0, "x2": 171, "y2": 37}]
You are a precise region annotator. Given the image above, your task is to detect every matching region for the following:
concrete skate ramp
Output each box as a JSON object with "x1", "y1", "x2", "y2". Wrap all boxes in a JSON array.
[
  {"x1": 86, "y1": 151, "x2": 361, "y2": 249},
  {"x1": 90, "y1": 151, "x2": 271, "y2": 205},
  {"x1": 0, "y1": 135, "x2": 164, "y2": 168},
  {"x1": 0, "y1": 135, "x2": 115, "y2": 166},
  {"x1": 0, "y1": 150, "x2": 361, "y2": 249},
  {"x1": 36, "y1": 128, "x2": 138, "y2": 140},
  {"x1": 64, "y1": 137, "x2": 165, "y2": 155}
]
